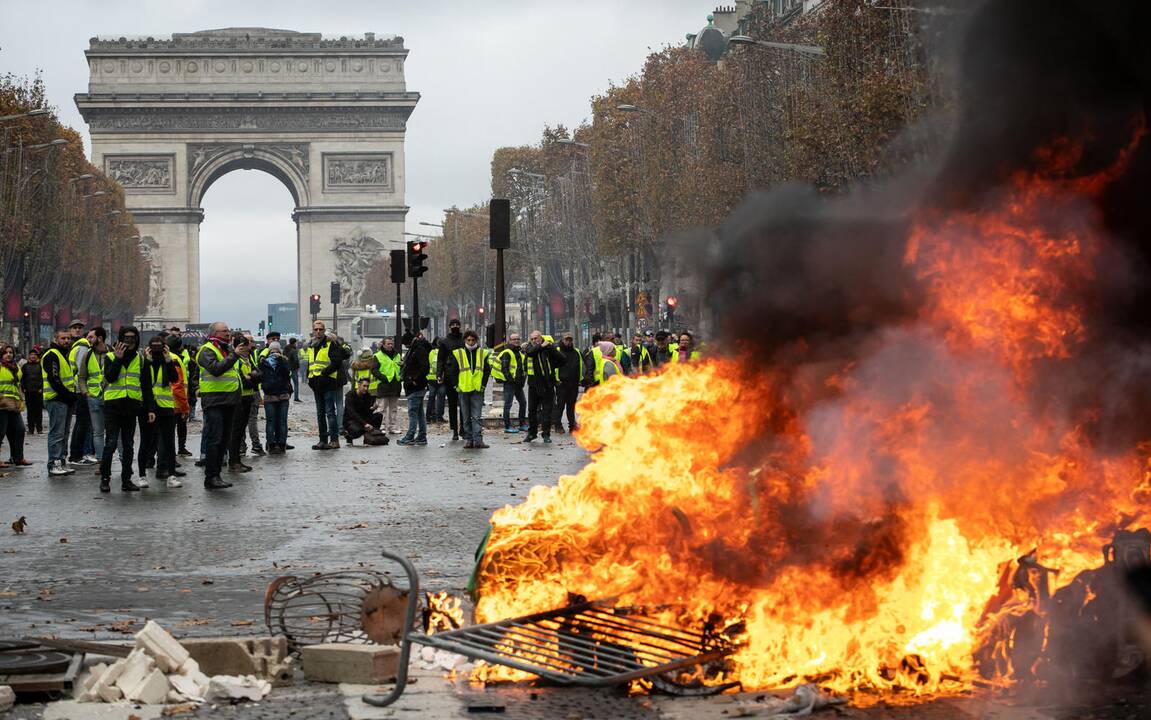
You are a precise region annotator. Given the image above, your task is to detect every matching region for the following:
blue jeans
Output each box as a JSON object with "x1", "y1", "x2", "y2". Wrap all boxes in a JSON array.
[
  {"x1": 426, "y1": 381, "x2": 445, "y2": 420},
  {"x1": 460, "y1": 391, "x2": 484, "y2": 442},
  {"x1": 264, "y1": 399, "x2": 289, "y2": 447},
  {"x1": 314, "y1": 388, "x2": 340, "y2": 443},
  {"x1": 502, "y1": 382, "x2": 526, "y2": 429},
  {"x1": 401, "y1": 390, "x2": 427, "y2": 442},
  {"x1": 88, "y1": 396, "x2": 105, "y2": 460},
  {"x1": 291, "y1": 368, "x2": 301, "y2": 401},
  {"x1": 46, "y1": 399, "x2": 73, "y2": 468}
]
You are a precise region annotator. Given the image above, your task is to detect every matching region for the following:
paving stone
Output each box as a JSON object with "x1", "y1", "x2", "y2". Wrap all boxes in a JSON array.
[{"x1": 302, "y1": 644, "x2": 400, "y2": 685}]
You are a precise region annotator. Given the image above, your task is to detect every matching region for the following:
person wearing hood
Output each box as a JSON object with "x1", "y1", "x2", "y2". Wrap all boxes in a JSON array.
[
  {"x1": 99, "y1": 326, "x2": 156, "y2": 493},
  {"x1": 258, "y1": 340, "x2": 293, "y2": 454},
  {"x1": 139, "y1": 333, "x2": 181, "y2": 488},
  {"x1": 398, "y1": 332, "x2": 431, "y2": 446},
  {"x1": 436, "y1": 318, "x2": 466, "y2": 441},
  {"x1": 522, "y1": 331, "x2": 565, "y2": 444},
  {"x1": 552, "y1": 332, "x2": 583, "y2": 434}
]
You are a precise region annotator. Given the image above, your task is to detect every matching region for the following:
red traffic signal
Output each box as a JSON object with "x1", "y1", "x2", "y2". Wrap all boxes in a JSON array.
[
  {"x1": 309, "y1": 293, "x2": 321, "y2": 315},
  {"x1": 407, "y1": 240, "x2": 428, "y2": 278},
  {"x1": 666, "y1": 296, "x2": 678, "y2": 308},
  {"x1": 477, "y1": 306, "x2": 485, "y2": 316}
]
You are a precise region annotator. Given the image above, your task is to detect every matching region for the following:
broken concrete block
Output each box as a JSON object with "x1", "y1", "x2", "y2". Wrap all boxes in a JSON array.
[
  {"x1": 169, "y1": 673, "x2": 206, "y2": 701},
  {"x1": 96, "y1": 658, "x2": 127, "y2": 688},
  {"x1": 96, "y1": 682, "x2": 123, "y2": 703},
  {"x1": 121, "y1": 667, "x2": 170, "y2": 704},
  {"x1": 180, "y1": 636, "x2": 291, "y2": 684},
  {"x1": 300, "y1": 643, "x2": 400, "y2": 684},
  {"x1": 113, "y1": 648, "x2": 156, "y2": 696},
  {"x1": 0, "y1": 685, "x2": 14, "y2": 712},
  {"x1": 82, "y1": 662, "x2": 108, "y2": 691},
  {"x1": 203, "y1": 674, "x2": 271, "y2": 703},
  {"x1": 135, "y1": 619, "x2": 190, "y2": 672}
]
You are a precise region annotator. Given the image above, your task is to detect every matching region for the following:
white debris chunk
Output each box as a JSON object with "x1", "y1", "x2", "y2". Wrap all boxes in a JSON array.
[
  {"x1": 0, "y1": 685, "x2": 14, "y2": 712},
  {"x1": 728, "y1": 684, "x2": 847, "y2": 718},
  {"x1": 121, "y1": 667, "x2": 170, "y2": 705},
  {"x1": 203, "y1": 674, "x2": 272, "y2": 703},
  {"x1": 135, "y1": 619, "x2": 191, "y2": 672}
]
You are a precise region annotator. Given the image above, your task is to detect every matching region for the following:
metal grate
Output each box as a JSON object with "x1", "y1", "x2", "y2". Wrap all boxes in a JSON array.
[{"x1": 412, "y1": 600, "x2": 733, "y2": 686}]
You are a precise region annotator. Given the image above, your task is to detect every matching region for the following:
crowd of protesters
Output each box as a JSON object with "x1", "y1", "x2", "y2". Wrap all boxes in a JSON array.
[{"x1": 1, "y1": 317, "x2": 700, "y2": 491}]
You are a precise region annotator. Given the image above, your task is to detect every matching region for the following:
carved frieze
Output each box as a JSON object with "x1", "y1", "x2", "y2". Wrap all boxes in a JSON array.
[
  {"x1": 331, "y1": 229, "x2": 385, "y2": 307},
  {"x1": 323, "y1": 153, "x2": 393, "y2": 193},
  {"x1": 86, "y1": 107, "x2": 408, "y2": 133},
  {"x1": 105, "y1": 155, "x2": 174, "y2": 192},
  {"x1": 187, "y1": 142, "x2": 309, "y2": 181}
]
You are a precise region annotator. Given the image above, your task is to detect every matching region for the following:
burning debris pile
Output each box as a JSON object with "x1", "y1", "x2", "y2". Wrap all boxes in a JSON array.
[{"x1": 470, "y1": 0, "x2": 1151, "y2": 698}]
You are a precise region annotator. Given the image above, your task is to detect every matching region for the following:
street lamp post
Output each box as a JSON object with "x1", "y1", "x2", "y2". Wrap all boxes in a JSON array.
[{"x1": 727, "y1": 35, "x2": 826, "y2": 56}]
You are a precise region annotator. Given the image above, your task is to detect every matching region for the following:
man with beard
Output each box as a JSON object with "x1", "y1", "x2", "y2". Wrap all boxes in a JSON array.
[
  {"x1": 43, "y1": 328, "x2": 77, "y2": 476},
  {"x1": 552, "y1": 332, "x2": 583, "y2": 434},
  {"x1": 436, "y1": 318, "x2": 466, "y2": 441},
  {"x1": 196, "y1": 321, "x2": 241, "y2": 490},
  {"x1": 99, "y1": 326, "x2": 155, "y2": 492},
  {"x1": 522, "y1": 331, "x2": 565, "y2": 444},
  {"x1": 139, "y1": 333, "x2": 181, "y2": 488},
  {"x1": 307, "y1": 321, "x2": 346, "y2": 450}
]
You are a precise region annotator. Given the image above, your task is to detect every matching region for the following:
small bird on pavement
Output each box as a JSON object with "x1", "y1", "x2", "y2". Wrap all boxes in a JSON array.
[{"x1": 11, "y1": 516, "x2": 27, "y2": 534}]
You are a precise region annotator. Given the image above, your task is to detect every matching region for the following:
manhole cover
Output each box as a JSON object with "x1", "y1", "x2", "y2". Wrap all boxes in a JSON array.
[
  {"x1": 0, "y1": 651, "x2": 74, "y2": 675},
  {"x1": 0, "y1": 641, "x2": 39, "y2": 653}
]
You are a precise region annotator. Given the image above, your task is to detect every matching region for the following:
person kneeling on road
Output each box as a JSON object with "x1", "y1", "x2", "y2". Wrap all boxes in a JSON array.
[{"x1": 343, "y1": 378, "x2": 387, "y2": 446}]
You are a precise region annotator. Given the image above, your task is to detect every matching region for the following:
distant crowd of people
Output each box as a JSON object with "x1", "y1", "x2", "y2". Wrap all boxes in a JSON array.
[{"x1": 0, "y1": 318, "x2": 701, "y2": 492}]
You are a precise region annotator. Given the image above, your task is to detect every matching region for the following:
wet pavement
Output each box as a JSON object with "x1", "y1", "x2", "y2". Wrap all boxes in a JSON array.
[{"x1": 0, "y1": 393, "x2": 587, "y2": 640}]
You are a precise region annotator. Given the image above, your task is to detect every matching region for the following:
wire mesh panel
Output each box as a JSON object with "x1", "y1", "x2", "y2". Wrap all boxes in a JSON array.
[{"x1": 413, "y1": 600, "x2": 734, "y2": 687}]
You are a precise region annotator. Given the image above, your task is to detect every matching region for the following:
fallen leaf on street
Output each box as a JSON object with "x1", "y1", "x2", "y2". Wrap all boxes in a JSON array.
[
  {"x1": 201, "y1": 580, "x2": 214, "y2": 585},
  {"x1": 37, "y1": 588, "x2": 55, "y2": 601},
  {"x1": 136, "y1": 586, "x2": 151, "y2": 593},
  {"x1": 0, "y1": 591, "x2": 17, "y2": 597},
  {"x1": 162, "y1": 703, "x2": 199, "y2": 716},
  {"x1": 109, "y1": 619, "x2": 138, "y2": 633},
  {"x1": 59, "y1": 538, "x2": 68, "y2": 543},
  {"x1": 339, "y1": 523, "x2": 369, "y2": 530},
  {"x1": 230, "y1": 619, "x2": 254, "y2": 626},
  {"x1": 178, "y1": 618, "x2": 212, "y2": 626}
]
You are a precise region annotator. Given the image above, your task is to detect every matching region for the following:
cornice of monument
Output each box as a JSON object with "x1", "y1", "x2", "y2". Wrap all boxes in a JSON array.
[{"x1": 87, "y1": 28, "x2": 407, "y2": 55}]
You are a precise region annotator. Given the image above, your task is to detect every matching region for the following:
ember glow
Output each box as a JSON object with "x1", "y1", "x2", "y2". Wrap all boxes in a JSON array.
[{"x1": 472, "y1": 139, "x2": 1151, "y2": 695}]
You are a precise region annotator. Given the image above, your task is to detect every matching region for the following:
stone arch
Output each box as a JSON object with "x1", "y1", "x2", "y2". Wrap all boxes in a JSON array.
[{"x1": 188, "y1": 144, "x2": 310, "y2": 209}]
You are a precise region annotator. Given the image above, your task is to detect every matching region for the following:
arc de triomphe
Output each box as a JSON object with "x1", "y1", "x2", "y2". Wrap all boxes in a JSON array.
[{"x1": 75, "y1": 28, "x2": 419, "y2": 331}]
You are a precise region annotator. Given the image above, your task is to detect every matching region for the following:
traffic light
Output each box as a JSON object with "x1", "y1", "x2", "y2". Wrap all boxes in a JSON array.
[
  {"x1": 407, "y1": 240, "x2": 428, "y2": 278},
  {"x1": 331, "y1": 281, "x2": 341, "y2": 305},
  {"x1": 21, "y1": 307, "x2": 31, "y2": 338},
  {"x1": 258, "y1": 320, "x2": 266, "y2": 333},
  {"x1": 309, "y1": 293, "x2": 321, "y2": 316},
  {"x1": 477, "y1": 306, "x2": 485, "y2": 318},
  {"x1": 267, "y1": 314, "x2": 273, "y2": 329},
  {"x1": 389, "y1": 249, "x2": 406, "y2": 284},
  {"x1": 666, "y1": 296, "x2": 678, "y2": 324}
]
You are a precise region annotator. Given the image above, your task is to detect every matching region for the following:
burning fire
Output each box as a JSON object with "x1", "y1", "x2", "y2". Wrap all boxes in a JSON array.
[{"x1": 472, "y1": 138, "x2": 1151, "y2": 695}]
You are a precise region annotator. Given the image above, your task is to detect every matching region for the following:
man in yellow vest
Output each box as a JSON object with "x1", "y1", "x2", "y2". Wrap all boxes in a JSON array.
[
  {"x1": 43, "y1": 328, "x2": 78, "y2": 477},
  {"x1": 67, "y1": 320, "x2": 98, "y2": 466},
  {"x1": 553, "y1": 332, "x2": 583, "y2": 433},
  {"x1": 454, "y1": 329, "x2": 491, "y2": 449},
  {"x1": 98, "y1": 326, "x2": 156, "y2": 492},
  {"x1": 306, "y1": 320, "x2": 348, "y2": 450},
  {"x1": 196, "y1": 321, "x2": 243, "y2": 489},
  {"x1": 522, "y1": 331, "x2": 565, "y2": 444},
  {"x1": 425, "y1": 342, "x2": 443, "y2": 424},
  {"x1": 492, "y1": 333, "x2": 526, "y2": 433},
  {"x1": 139, "y1": 333, "x2": 181, "y2": 488},
  {"x1": 76, "y1": 327, "x2": 109, "y2": 466},
  {"x1": 373, "y1": 337, "x2": 403, "y2": 434}
]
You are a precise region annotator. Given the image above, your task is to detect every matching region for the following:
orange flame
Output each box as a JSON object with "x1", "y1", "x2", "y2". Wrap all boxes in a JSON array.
[{"x1": 473, "y1": 138, "x2": 1151, "y2": 696}]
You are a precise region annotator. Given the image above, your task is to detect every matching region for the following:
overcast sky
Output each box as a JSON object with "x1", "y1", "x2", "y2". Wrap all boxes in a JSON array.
[{"x1": 0, "y1": 0, "x2": 711, "y2": 327}]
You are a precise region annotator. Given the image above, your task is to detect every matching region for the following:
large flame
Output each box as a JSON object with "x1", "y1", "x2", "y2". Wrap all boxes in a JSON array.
[{"x1": 473, "y1": 140, "x2": 1151, "y2": 695}]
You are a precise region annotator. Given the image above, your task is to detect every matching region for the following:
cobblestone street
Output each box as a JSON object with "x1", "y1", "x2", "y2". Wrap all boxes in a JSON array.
[{"x1": 0, "y1": 394, "x2": 586, "y2": 639}]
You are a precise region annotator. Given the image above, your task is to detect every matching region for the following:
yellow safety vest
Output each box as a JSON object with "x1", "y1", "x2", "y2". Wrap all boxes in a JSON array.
[
  {"x1": 427, "y1": 348, "x2": 439, "y2": 381},
  {"x1": 354, "y1": 364, "x2": 379, "y2": 393},
  {"x1": 307, "y1": 343, "x2": 338, "y2": 379},
  {"x1": 42, "y1": 347, "x2": 76, "y2": 401},
  {"x1": 104, "y1": 354, "x2": 142, "y2": 402},
  {"x1": 0, "y1": 365, "x2": 20, "y2": 401},
  {"x1": 668, "y1": 347, "x2": 702, "y2": 363},
  {"x1": 525, "y1": 337, "x2": 554, "y2": 377},
  {"x1": 594, "y1": 356, "x2": 623, "y2": 384},
  {"x1": 375, "y1": 351, "x2": 400, "y2": 383},
  {"x1": 86, "y1": 351, "x2": 105, "y2": 398},
  {"x1": 198, "y1": 343, "x2": 241, "y2": 396},
  {"x1": 492, "y1": 347, "x2": 520, "y2": 382},
  {"x1": 149, "y1": 362, "x2": 174, "y2": 409},
  {"x1": 453, "y1": 347, "x2": 490, "y2": 393},
  {"x1": 238, "y1": 355, "x2": 256, "y2": 397},
  {"x1": 68, "y1": 338, "x2": 91, "y2": 374}
]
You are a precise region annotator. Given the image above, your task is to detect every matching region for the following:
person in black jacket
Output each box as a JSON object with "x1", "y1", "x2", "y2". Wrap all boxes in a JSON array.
[
  {"x1": 196, "y1": 322, "x2": 242, "y2": 490},
  {"x1": 552, "y1": 332, "x2": 583, "y2": 433},
  {"x1": 306, "y1": 322, "x2": 347, "y2": 450},
  {"x1": 397, "y1": 333, "x2": 431, "y2": 446},
  {"x1": 436, "y1": 319, "x2": 466, "y2": 441},
  {"x1": 20, "y1": 348, "x2": 43, "y2": 434},
  {"x1": 522, "y1": 331, "x2": 565, "y2": 444},
  {"x1": 343, "y1": 378, "x2": 383, "y2": 444},
  {"x1": 258, "y1": 341, "x2": 293, "y2": 453},
  {"x1": 99, "y1": 326, "x2": 155, "y2": 492},
  {"x1": 138, "y1": 334, "x2": 180, "y2": 487}
]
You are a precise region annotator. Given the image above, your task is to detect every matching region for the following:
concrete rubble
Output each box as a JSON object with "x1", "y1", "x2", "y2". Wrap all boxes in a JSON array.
[
  {"x1": 75, "y1": 620, "x2": 270, "y2": 706},
  {"x1": 300, "y1": 643, "x2": 401, "y2": 684},
  {"x1": 0, "y1": 685, "x2": 13, "y2": 712}
]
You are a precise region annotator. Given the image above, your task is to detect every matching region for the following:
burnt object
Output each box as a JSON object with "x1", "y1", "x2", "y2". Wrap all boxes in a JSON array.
[
  {"x1": 362, "y1": 551, "x2": 737, "y2": 709},
  {"x1": 264, "y1": 570, "x2": 411, "y2": 650}
]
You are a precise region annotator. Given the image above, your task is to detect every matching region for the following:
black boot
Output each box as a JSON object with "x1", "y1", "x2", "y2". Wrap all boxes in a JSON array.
[
  {"x1": 121, "y1": 478, "x2": 141, "y2": 492},
  {"x1": 99, "y1": 477, "x2": 110, "y2": 493},
  {"x1": 204, "y1": 476, "x2": 232, "y2": 489}
]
